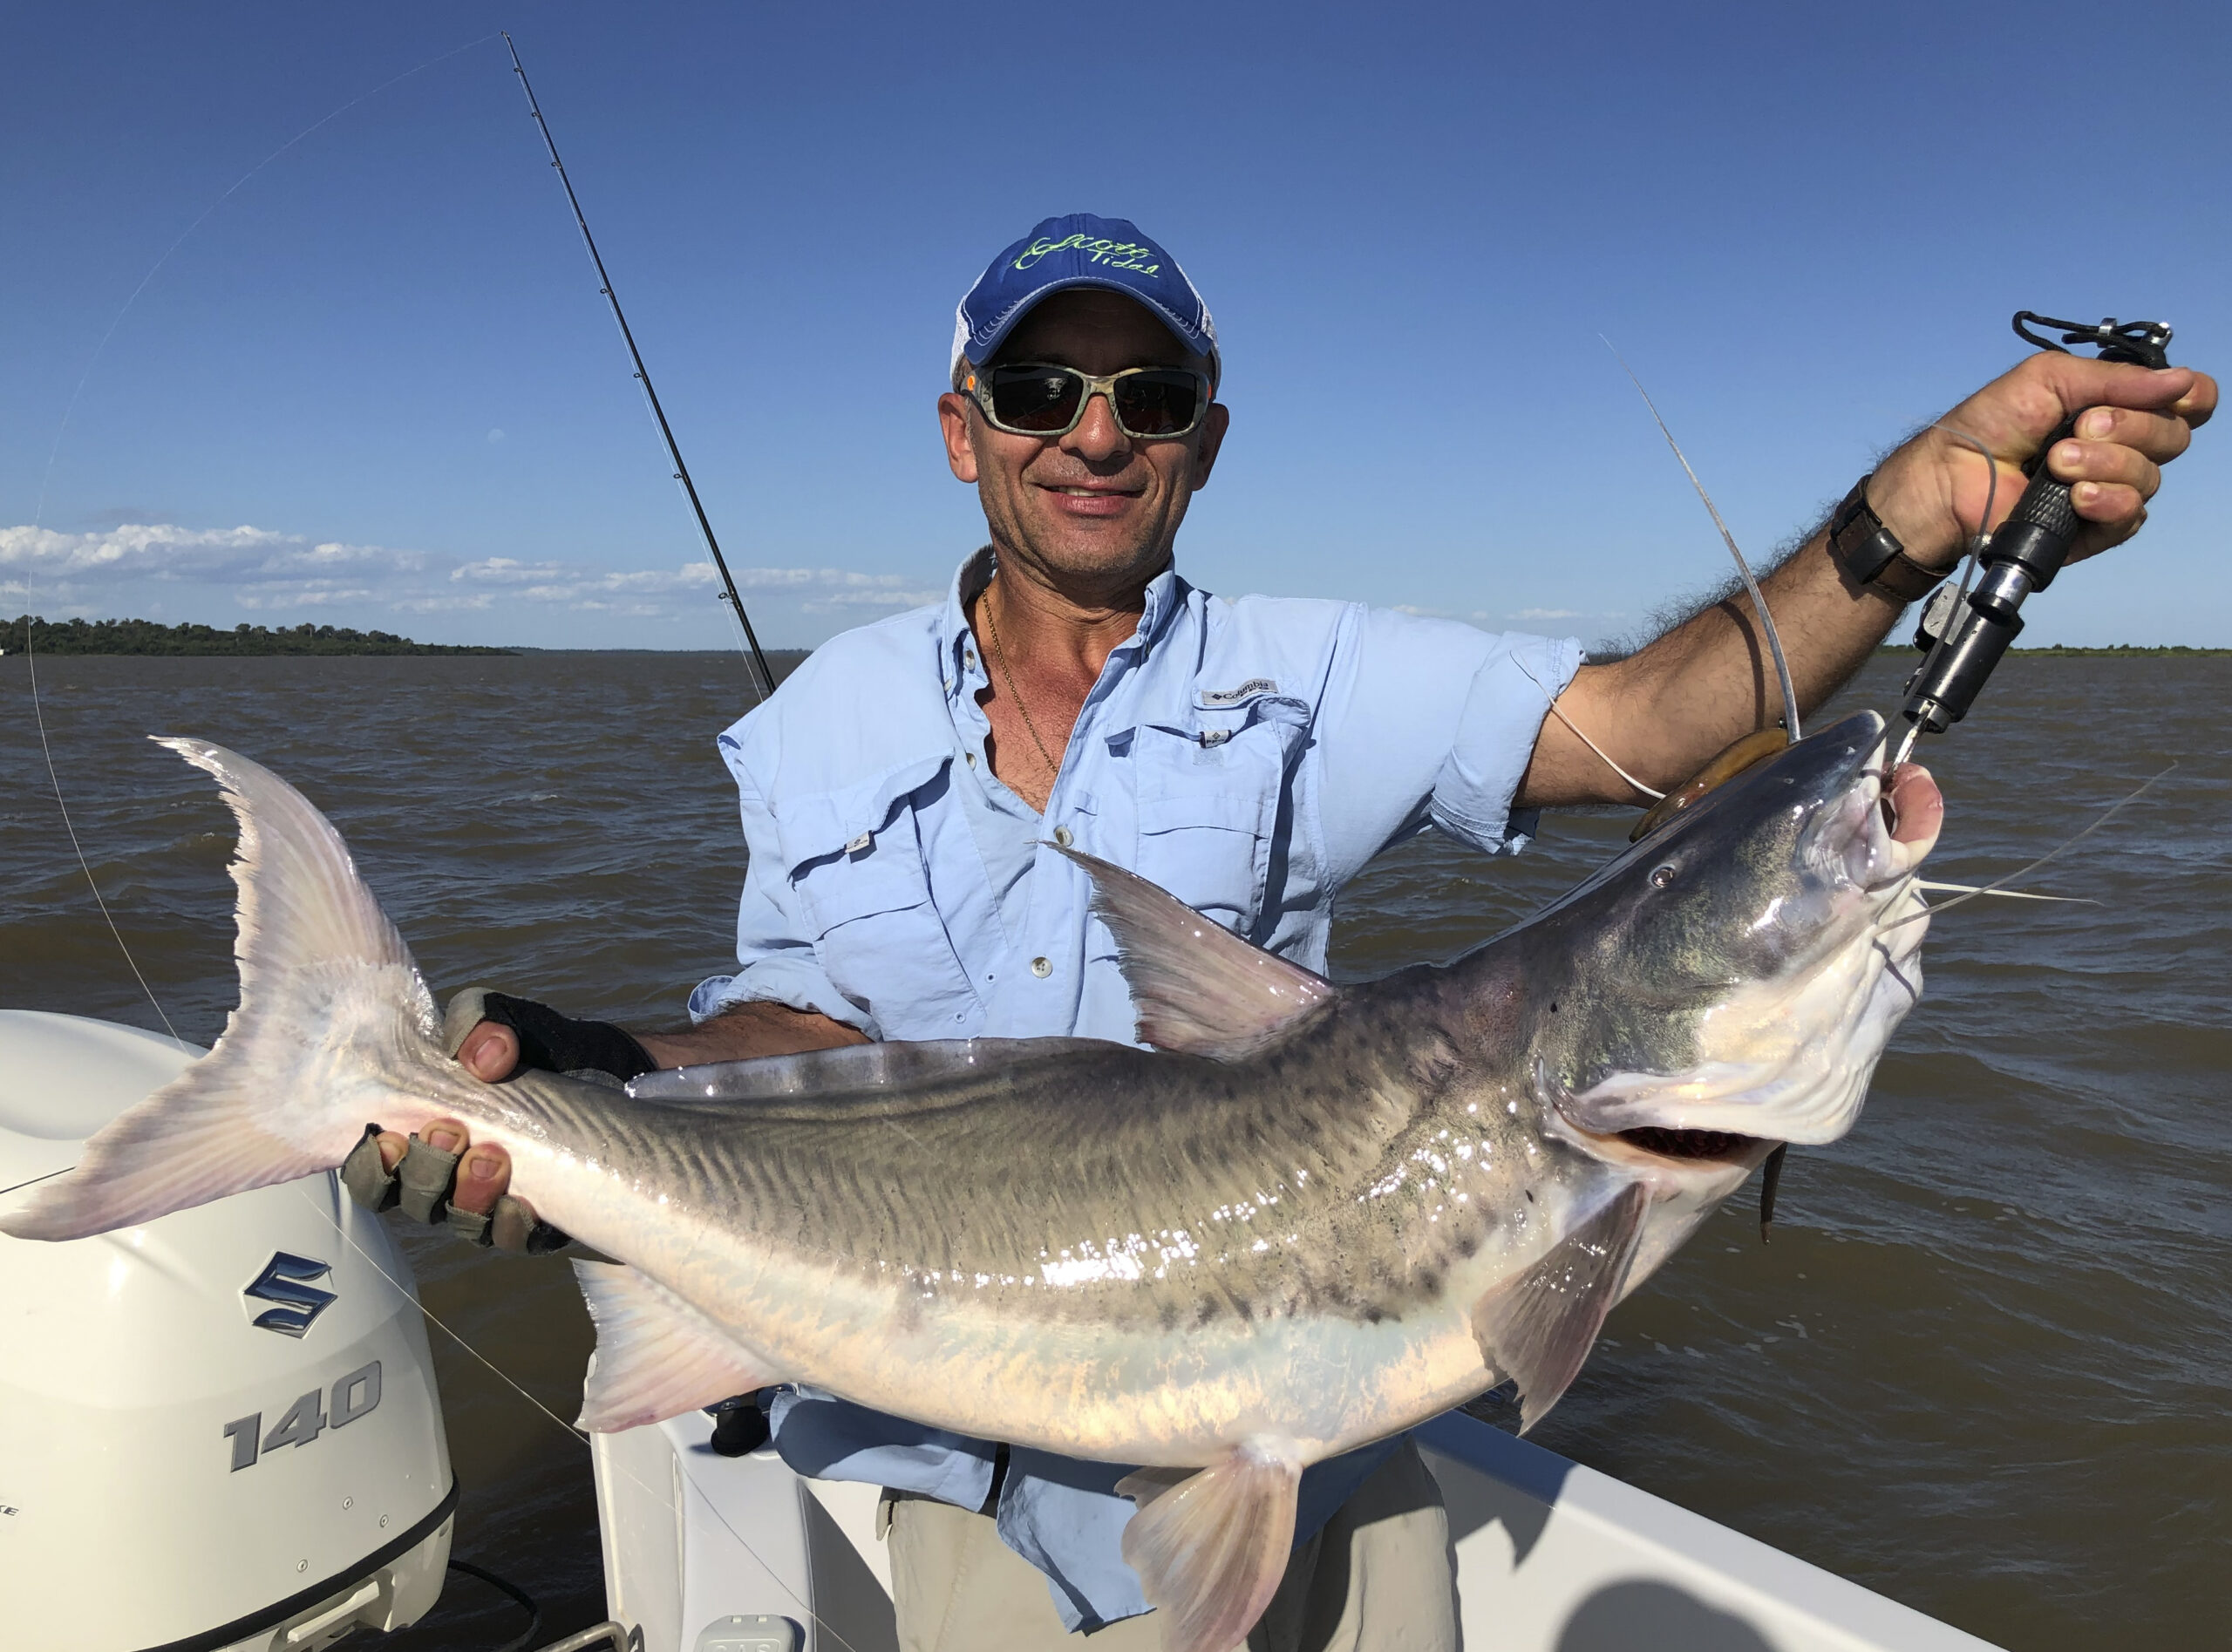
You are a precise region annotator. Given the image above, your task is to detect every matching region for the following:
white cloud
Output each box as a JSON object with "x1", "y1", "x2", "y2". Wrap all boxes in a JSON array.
[
  {"x1": 727, "y1": 564, "x2": 945, "y2": 607},
  {"x1": 1391, "y1": 602, "x2": 1628, "y2": 631},
  {"x1": 450, "y1": 555, "x2": 936, "y2": 615},
  {"x1": 0, "y1": 523, "x2": 438, "y2": 610},
  {"x1": 811, "y1": 584, "x2": 946, "y2": 610},
  {"x1": 0, "y1": 521, "x2": 938, "y2": 625}
]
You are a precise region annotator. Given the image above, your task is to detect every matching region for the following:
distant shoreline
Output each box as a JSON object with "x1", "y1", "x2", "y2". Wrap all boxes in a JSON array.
[
  {"x1": 1875, "y1": 643, "x2": 2230, "y2": 658},
  {"x1": 3, "y1": 615, "x2": 512, "y2": 656},
  {"x1": 3, "y1": 614, "x2": 2222, "y2": 660}
]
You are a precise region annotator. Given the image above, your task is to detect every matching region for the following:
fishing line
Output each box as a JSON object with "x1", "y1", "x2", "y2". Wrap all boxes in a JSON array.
[
  {"x1": 1513, "y1": 655, "x2": 1665, "y2": 801},
  {"x1": 25, "y1": 33, "x2": 504, "y2": 533},
  {"x1": 1914, "y1": 880, "x2": 2094, "y2": 905},
  {"x1": 289, "y1": 1179, "x2": 868, "y2": 1652},
  {"x1": 21, "y1": 660, "x2": 187, "y2": 1049},
  {"x1": 15, "y1": 31, "x2": 503, "y2": 1049},
  {"x1": 10, "y1": 37, "x2": 855, "y2": 1642},
  {"x1": 0, "y1": 1166, "x2": 74, "y2": 1200},
  {"x1": 292, "y1": 1184, "x2": 589, "y2": 1442},
  {"x1": 1876, "y1": 763, "x2": 2174, "y2": 935},
  {"x1": 1601, "y1": 339, "x2": 1802, "y2": 741},
  {"x1": 1888, "y1": 423, "x2": 2000, "y2": 771}
]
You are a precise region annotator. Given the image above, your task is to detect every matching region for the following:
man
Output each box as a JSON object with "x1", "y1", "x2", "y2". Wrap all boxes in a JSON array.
[{"x1": 360, "y1": 214, "x2": 2211, "y2": 1648}]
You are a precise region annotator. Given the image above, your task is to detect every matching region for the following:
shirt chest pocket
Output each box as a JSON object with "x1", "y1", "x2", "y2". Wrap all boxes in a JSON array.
[
  {"x1": 1127, "y1": 697, "x2": 1310, "y2": 934},
  {"x1": 779, "y1": 761, "x2": 978, "y2": 1038}
]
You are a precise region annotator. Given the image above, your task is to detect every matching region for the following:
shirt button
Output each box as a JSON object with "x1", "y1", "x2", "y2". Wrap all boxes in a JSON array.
[
  {"x1": 964, "y1": 751, "x2": 977, "y2": 767},
  {"x1": 965, "y1": 649, "x2": 978, "y2": 669},
  {"x1": 1031, "y1": 956, "x2": 1052, "y2": 978},
  {"x1": 1052, "y1": 826, "x2": 1073, "y2": 848}
]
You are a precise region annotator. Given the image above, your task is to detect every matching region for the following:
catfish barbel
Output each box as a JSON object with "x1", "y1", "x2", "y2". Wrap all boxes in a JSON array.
[{"x1": 0, "y1": 713, "x2": 1941, "y2": 1652}]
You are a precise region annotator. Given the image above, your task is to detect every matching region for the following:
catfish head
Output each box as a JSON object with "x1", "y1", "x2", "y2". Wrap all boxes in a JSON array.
[{"x1": 1511, "y1": 710, "x2": 1940, "y2": 1165}]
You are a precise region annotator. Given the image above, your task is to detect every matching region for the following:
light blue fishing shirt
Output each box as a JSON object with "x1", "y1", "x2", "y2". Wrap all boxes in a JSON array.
[{"x1": 691, "y1": 547, "x2": 1582, "y2": 1631}]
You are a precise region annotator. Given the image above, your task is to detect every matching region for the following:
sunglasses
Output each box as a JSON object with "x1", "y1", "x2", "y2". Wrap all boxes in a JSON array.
[{"x1": 965, "y1": 362, "x2": 1213, "y2": 440}]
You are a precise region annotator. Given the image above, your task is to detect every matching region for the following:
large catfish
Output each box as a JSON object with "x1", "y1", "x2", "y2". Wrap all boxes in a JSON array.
[{"x1": 1, "y1": 714, "x2": 1941, "y2": 1652}]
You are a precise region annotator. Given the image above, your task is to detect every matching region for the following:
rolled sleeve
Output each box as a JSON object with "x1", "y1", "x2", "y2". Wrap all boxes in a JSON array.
[
  {"x1": 687, "y1": 748, "x2": 877, "y2": 1036},
  {"x1": 1316, "y1": 608, "x2": 1582, "y2": 875},
  {"x1": 1428, "y1": 630, "x2": 1584, "y2": 853}
]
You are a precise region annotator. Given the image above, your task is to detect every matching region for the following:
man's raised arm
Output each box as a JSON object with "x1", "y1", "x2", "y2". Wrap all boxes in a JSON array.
[{"x1": 1518, "y1": 352, "x2": 2213, "y2": 808}]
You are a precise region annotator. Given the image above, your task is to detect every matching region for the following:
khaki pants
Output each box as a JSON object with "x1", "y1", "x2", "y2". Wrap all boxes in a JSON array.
[{"x1": 881, "y1": 1438, "x2": 1459, "y2": 1652}]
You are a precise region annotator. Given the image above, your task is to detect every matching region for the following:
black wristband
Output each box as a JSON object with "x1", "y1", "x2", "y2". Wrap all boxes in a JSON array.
[
  {"x1": 474, "y1": 990, "x2": 657, "y2": 1084},
  {"x1": 1827, "y1": 474, "x2": 1943, "y2": 604}
]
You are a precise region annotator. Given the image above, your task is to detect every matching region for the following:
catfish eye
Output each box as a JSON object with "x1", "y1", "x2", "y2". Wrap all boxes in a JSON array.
[{"x1": 1649, "y1": 864, "x2": 1677, "y2": 889}]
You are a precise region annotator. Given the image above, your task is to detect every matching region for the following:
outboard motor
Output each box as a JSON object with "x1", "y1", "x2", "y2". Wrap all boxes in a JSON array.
[{"x1": 0, "y1": 1010, "x2": 455, "y2": 1652}]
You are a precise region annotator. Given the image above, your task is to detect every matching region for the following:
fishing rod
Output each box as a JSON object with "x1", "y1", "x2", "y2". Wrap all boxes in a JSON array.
[{"x1": 502, "y1": 32, "x2": 777, "y2": 700}]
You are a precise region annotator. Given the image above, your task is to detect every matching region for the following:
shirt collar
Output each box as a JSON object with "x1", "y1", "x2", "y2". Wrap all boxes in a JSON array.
[
  {"x1": 1133, "y1": 560, "x2": 1185, "y2": 651},
  {"x1": 937, "y1": 547, "x2": 1188, "y2": 703},
  {"x1": 939, "y1": 548, "x2": 994, "y2": 702}
]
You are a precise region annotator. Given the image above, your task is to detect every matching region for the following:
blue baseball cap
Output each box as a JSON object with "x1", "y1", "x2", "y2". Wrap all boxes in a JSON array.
[{"x1": 950, "y1": 214, "x2": 1219, "y2": 386}]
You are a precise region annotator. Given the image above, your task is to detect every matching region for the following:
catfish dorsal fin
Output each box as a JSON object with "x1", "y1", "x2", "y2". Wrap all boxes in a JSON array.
[
  {"x1": 1117, "y1": 1436, "x2": 1303, "y2": 1652},
  {"x1": 572, "y1": 1261, "x2": 782, "y2": 1432},
  {"x1": 1471, "y1": 1182, "x2": 1648, "y2": 1432},
  {"x1": 1057, "y1": 846, "x2": 1336, "y2": 1060}
]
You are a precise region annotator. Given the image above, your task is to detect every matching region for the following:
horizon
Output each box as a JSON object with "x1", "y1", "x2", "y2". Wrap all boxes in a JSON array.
[
  {"x1": 8, "y1": 612, "x2": 2228, "y2": 661},
  {"x1": 4, "y1": 3, "x2": 2226, "y2": 653}
]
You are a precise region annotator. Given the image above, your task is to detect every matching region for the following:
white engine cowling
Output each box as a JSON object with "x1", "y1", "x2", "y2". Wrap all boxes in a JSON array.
[{"x1": 0, "y1": 1010, "x2": 455, "y2": 1652}]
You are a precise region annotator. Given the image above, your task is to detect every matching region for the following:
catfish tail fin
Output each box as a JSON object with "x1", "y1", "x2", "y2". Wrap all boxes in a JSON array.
[{"x1": 0, "y1": 738, "x2": 449, "y2": 1241}]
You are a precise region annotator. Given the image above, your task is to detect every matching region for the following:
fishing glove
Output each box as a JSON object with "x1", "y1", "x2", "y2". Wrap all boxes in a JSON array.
[
  {"x1": 339, "y1": 1124, "x2": 571, "y2": 1254},
  {"x1": 442, "y1": 987, "x2": 658, "y2": 1087},
  {"x1": 338, "y1": 988, "x2": 655, "y2": 1253}
]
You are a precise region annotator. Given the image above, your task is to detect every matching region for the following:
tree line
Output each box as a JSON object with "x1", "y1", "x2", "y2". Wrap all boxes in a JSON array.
[{"x1": 3, "y1": 615, "x2": 514, "y2": 656}]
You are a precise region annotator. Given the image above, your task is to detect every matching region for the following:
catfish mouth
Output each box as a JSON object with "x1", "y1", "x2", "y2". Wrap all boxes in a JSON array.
[
  {"x1": 1616, "y1": 1125, "x2": 1766, "y2": 1162},
  {"x1": 1818, "y1": 748, "x2": 1943, "y2": 898},
  {"x1": 1550, "y1": 716, "x2": 1945, "y2": 1161}
]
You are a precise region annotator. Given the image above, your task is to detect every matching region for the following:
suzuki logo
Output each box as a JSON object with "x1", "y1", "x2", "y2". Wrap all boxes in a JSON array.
[{"x1": 244, "y1": 1252, "x2": 336, "y2": 1338}]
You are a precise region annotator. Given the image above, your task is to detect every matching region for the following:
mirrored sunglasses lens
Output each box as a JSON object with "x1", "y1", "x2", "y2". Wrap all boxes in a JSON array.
[
  {"x1": 987, "y1": 368, "x2": 1084, "y2": 433},
  {"x1": 1113, "y1": 372, "x2": 1201, "y2": 437}
]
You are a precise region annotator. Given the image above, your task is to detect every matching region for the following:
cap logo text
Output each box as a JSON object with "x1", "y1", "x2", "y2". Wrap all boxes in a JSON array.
[{"x1": 1015, "y1": 235, "x2": 1162, "y2": 276}]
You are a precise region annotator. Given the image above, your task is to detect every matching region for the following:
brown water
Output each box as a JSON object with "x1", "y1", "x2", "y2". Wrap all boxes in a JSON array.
[{"x1": 2, "y1": 650, "x2": 2226, "y2": 1650}]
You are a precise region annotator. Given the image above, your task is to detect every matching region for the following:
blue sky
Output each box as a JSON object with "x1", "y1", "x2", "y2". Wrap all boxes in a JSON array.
[{"x1": 4, "y1": 0, "x2": 2226, "y2": 651}]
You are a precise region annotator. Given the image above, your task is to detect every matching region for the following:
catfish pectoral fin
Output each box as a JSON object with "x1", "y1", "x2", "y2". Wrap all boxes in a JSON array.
[
  {"x1": 1117, "y1": 1435, "x2": 1303, "y2": 1652},
  {"x1": 1471, "y1": 1184, "x2": 1649, "y2": 1433},
  {"x1": 573, "y1": 1260, "x2": 782, "y2": 1432}
]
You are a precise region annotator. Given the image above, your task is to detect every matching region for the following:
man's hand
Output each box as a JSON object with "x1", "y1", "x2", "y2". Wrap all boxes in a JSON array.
[
  {"x1": 1869, "y1": 354, "x2": 2215, "y2": 570},
  {"x1": 455, "y1": 994, "x2": 868, "y2": 1084},
  {"x1": 351, "y1": 1118, "x2": 547, "y2": 1250},
  {"x1": 363, "y1": 999, "x2": 872, "y2": 1249},
  {"x1": 351, "y1": 988, "x2": 664, "y2": 1251}
]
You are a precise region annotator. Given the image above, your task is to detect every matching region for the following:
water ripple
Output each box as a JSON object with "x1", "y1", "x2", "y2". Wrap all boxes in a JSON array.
[{"x1": 2, "y1": 650, "x2": 2224, "y2": 1648}]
